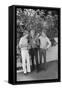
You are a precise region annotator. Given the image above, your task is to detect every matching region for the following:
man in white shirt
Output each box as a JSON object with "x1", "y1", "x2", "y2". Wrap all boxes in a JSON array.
[
  {"x1": 39, "y1": 30, "x2": 51, "y2": 70},
  {"x1": 19, "y1": 31, "x2": 31, "y2": 74}
]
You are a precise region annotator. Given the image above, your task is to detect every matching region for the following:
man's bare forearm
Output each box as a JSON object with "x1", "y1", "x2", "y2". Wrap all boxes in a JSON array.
[{"x1": 47, "y1": 42, "x2": 51, "y2": 49}]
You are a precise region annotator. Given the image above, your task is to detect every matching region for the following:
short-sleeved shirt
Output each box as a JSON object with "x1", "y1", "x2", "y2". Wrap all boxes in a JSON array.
[{"x1": 39, "y1": 35, "x2": 51, "y2": 49}]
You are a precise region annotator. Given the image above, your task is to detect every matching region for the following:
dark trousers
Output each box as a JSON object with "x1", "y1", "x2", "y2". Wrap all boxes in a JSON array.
[
  {"x1": 29, "y1": 48, "x2": 38, "y2": 70},
  {"x1": 39, "y1": 48, "x2": 46, "y2": 69}
]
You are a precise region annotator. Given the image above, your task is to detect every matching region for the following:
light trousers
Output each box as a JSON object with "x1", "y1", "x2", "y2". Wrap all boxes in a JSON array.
[{"x1": 21, "y1": 49, "x2": 31, "y2": 73}]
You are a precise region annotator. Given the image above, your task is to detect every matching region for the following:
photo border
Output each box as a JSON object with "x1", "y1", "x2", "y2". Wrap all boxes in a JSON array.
[{"x1": 13, "y1": 5, "x2": 61, "y2": 85}]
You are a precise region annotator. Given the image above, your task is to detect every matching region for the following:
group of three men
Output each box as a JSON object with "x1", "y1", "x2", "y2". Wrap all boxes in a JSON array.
[{"x1": 19, "y1": 29, "x2": 51, "y2": 74}]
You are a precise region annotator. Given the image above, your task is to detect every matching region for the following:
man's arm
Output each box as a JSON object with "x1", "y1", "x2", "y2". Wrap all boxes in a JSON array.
[
  {"x1": 46, "y1": 37, "x2": 51, "y2": 49},
  {"x1": 18, "y1": 38, "x2": 23, "y2": 48}
]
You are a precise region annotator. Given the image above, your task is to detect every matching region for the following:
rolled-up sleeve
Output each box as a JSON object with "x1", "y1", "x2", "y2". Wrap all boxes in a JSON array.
[{"x1": 46, "y1": 37, "x2": 51, "y2": 49}]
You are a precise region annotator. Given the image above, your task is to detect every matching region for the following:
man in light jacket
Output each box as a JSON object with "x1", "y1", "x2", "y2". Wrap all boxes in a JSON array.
[{"x1": 19, "y1": 31, "x2": 31, "y2": 74}]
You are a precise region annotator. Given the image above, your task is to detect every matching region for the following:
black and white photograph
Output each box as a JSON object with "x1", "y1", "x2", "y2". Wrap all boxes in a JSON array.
[{"x1": 16, "y1": 6, "x2": 60, "y2": 82}]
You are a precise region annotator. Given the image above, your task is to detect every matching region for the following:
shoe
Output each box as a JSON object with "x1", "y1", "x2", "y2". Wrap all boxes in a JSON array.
[
  {"x1": 24, "y1": 73, "x2": 27, "y2": 75},
  {"x1": 28, "y1": 72, "x2": 31, "y2": 74},
  {"x1": 31, "y1": 66, "x2": 35, "y2": 72},
  {"x1": 36, "y1": 67, "x2": 40, "y2": 72}
]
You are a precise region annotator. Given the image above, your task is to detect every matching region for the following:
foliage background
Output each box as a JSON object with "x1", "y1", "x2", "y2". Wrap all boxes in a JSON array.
[{"x1": 16, "y1": 8, "x2": 58, "y2": 44}]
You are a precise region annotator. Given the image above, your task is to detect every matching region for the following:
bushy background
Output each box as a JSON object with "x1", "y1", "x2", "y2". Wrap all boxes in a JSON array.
[{"x1": 16, "y1": 8, "x2": 58, "y2": 43}]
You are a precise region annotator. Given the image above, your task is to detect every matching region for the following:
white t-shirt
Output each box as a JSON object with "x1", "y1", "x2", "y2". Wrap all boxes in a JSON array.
[{"x1": 39, "y1": 35, "x2": 51, "y2": 49}]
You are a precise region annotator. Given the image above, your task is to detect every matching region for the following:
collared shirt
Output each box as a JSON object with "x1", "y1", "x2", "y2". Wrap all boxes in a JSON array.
[
  {"x1": 19, "y1": 35, "x2": 28, "y2": 50},
  {"x1": 30, "y1": 37, "x2": 36, "y2": 48},
  {"x1": 39, "y1": 35, "x2": 51, "y2": 49},
  {"x1": 30, "y1": 35, "x2": 39, "y2": 48}
]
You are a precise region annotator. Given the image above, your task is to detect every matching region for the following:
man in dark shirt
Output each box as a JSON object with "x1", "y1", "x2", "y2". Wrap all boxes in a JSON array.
[{"x1": 29, "y1": 30, "x2": 40, "y2": 72}]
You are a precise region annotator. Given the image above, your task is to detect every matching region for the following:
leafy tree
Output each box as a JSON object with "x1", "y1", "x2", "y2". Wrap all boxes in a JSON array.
[{"x1": 16, "y1": 8, "x2": 58, "y2": 40}]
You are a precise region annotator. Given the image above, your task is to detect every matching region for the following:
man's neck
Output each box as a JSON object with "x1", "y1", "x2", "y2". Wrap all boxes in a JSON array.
[{"x1": 42, "y1": 35, "x2": 46, "y2": 38}]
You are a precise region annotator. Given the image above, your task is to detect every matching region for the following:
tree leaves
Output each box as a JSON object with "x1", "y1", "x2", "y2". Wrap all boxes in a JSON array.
[{"x1": 16, "y1": 8, "x2": 58, "y2": 39}]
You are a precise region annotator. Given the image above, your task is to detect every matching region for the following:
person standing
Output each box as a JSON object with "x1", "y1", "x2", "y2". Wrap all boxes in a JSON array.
[
  {"x1": 29, "y1": 30, "x2": 39, "y2": 72},
  {"x1": 19, "y1": 31, "x2": 31, "y2": 74},
  {"x1": 39, "y1": 30, "x2": 51, "y2": 70}
]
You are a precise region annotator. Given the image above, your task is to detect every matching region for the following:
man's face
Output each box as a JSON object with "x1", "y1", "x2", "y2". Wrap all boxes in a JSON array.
[
  {"x1": 42, "y1": 31, "x2": 46, "y2": 37},
  {"x1": 30, "y1": 30, "x2": 35, "y2": 37}
]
